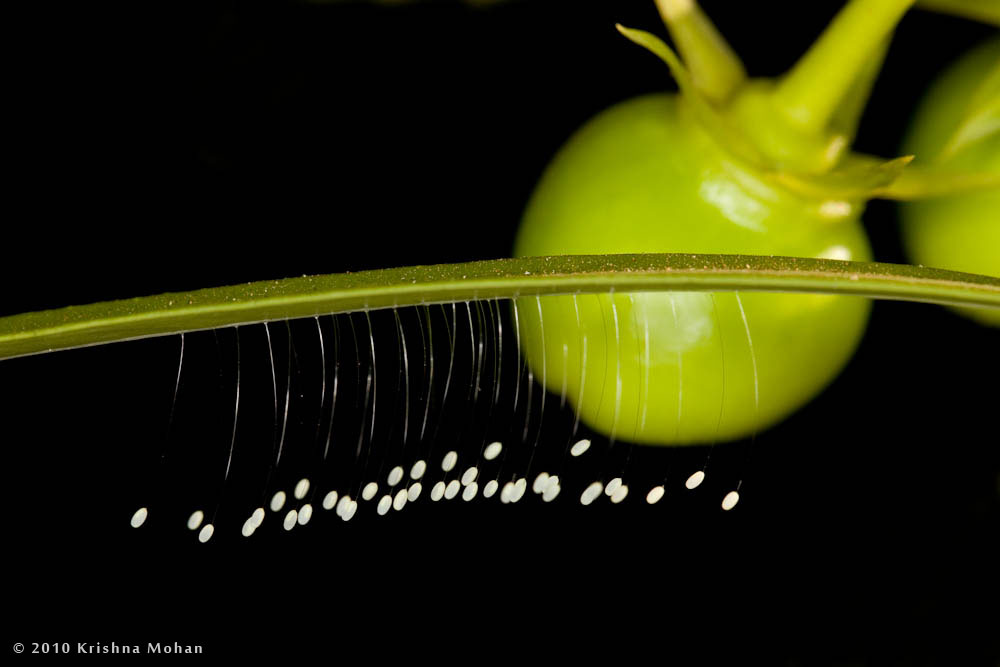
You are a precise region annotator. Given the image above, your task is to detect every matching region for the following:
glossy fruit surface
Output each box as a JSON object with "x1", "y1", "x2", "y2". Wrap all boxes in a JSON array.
[
  {"x1": 514, "y1": 94, "x2": 872, "y2": 445},
  {"x1": 899, "y1": 38, "x2": 1000, "y2": 327}
]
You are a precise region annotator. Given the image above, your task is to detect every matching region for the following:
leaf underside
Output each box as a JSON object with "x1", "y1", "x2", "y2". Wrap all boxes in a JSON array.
[{"x1": 1, "y1": 253, "x2": 999, "y2": 361}]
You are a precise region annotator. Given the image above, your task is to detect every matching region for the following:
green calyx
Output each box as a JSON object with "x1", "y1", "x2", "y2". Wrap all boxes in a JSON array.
[{"x1": 620, "y1": 0, "x2": 1000, "y2": 203}]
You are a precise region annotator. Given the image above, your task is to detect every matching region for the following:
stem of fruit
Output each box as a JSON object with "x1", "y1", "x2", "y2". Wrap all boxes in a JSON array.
[
  {"x1": 771, "y1": 0, "x2": 915, "y2": 137},
  {"x1": 654, "y1": 0, "x2": 746, "y2": 104},
  {"x1": 827, "y1": 34, "x2": 892, "y2": 145}
]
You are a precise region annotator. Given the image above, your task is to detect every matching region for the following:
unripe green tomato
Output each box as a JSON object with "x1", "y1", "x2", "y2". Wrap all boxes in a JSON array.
[
  {"x1": 899, "y1": 39, "x2": 1000, "y2": 327},
  {"x1": 514, "y1": 95, "x2": 872, "y2": 445}
]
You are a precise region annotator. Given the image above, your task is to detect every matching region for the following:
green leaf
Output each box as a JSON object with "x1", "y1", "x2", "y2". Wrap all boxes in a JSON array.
[{"x1": 2, "y1": 254, "x2": 999, "y2": 360}]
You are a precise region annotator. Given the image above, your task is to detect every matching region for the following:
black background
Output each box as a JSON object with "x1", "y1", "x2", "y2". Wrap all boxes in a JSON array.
[{"x1": 3, "y1": 0, "x2": 999, "y2": 661}]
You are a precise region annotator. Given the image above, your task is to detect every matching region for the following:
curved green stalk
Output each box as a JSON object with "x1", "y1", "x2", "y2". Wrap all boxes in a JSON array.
[{"x1": 2, "y1": 253, "x2": 999, "y2": 361}]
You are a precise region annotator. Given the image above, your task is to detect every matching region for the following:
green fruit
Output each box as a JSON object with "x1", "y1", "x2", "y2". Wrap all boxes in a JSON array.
[
  {"x1": 510, "y1": 0, "x2": 925, "y2": 446},
  {"x1": 899, "y1": 38, "x2": 1000, "y2": 327},
  {"x1": 514, "y1": 94, "x2": 871, "y2": 445}
]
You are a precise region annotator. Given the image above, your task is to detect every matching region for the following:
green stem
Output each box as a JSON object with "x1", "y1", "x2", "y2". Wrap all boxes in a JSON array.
[
  {"x1": 654, "y1": 0, "x2": 746, "y2": 103},
  {"x1": 772, "y1": 0, "x2": 915, "y2": 136},
  {"x1": 828, "y1": 34, "x2": 893, "y2": 145},
  {"x1": 2, "y1": 254, "x2": 999, "y2": 361}
]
